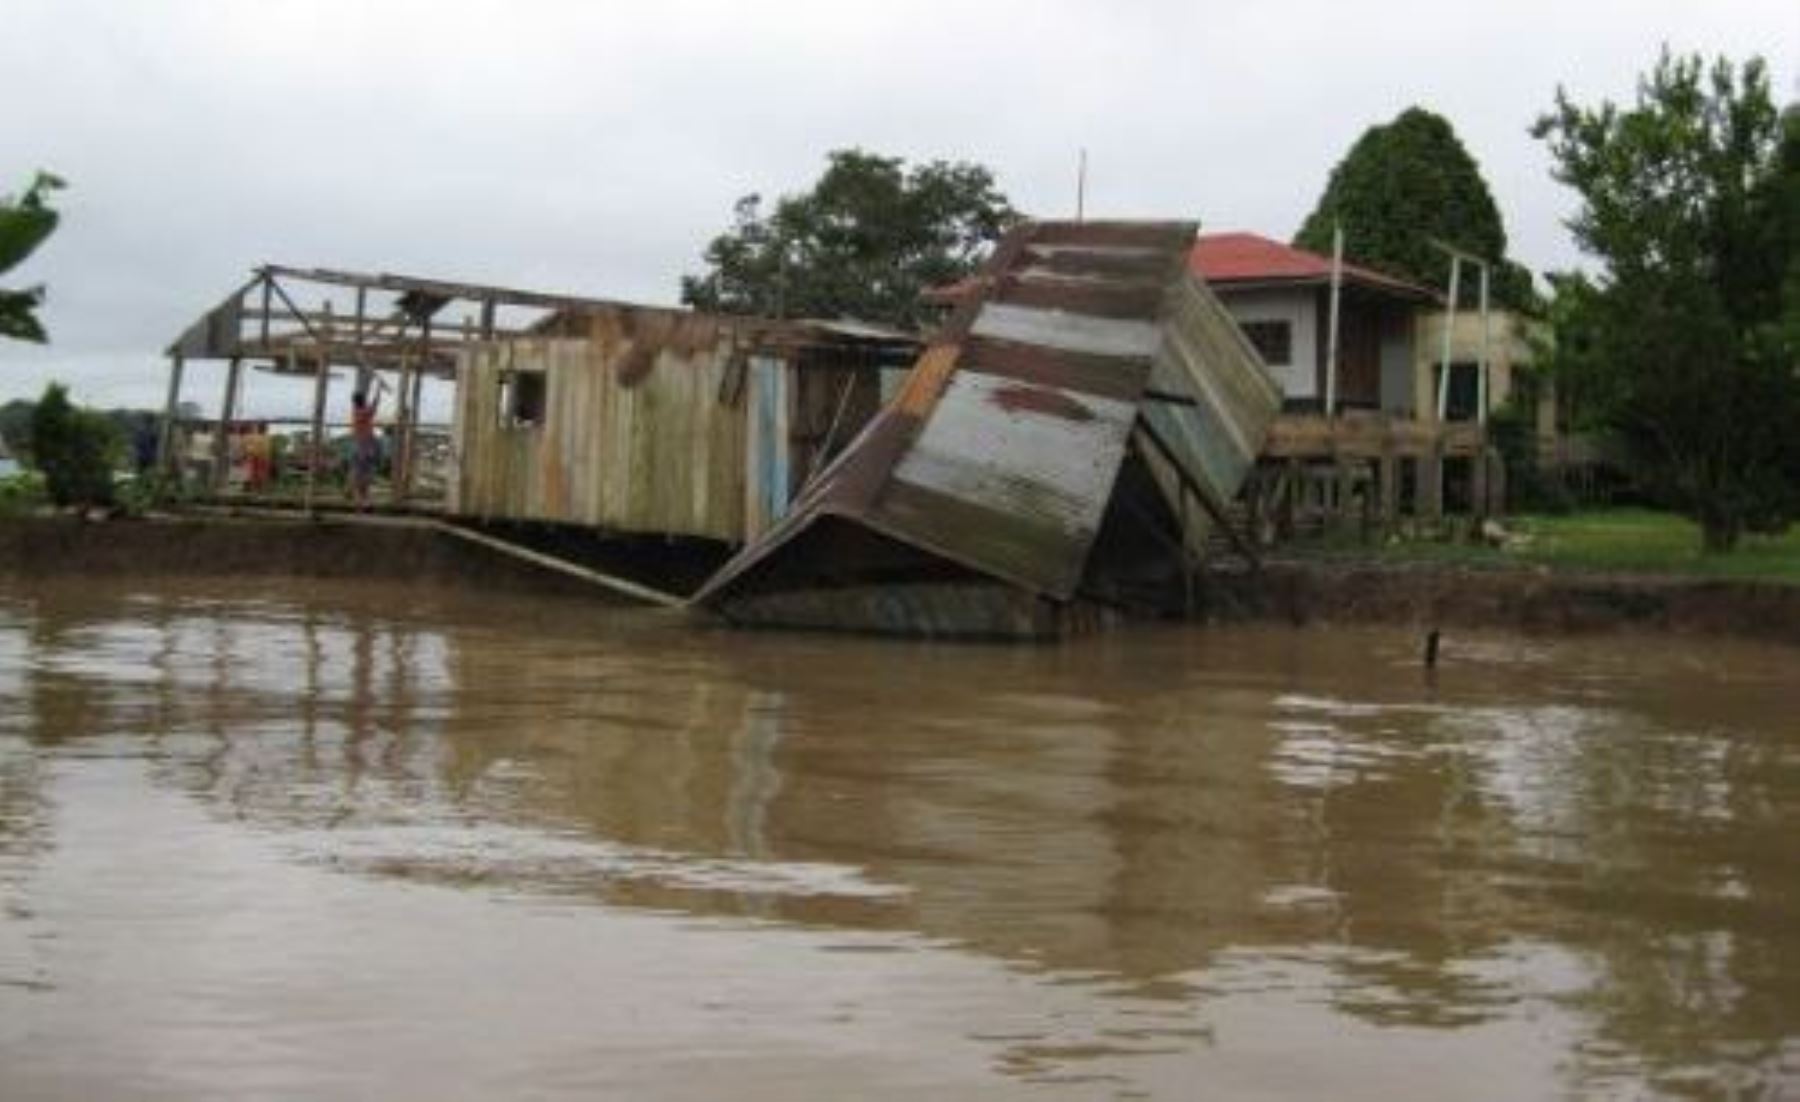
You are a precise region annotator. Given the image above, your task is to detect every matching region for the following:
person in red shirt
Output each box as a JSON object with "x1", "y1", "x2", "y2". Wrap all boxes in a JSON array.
[{"x1": 350, "y1": 386, "x2": 381, "y2": 510}]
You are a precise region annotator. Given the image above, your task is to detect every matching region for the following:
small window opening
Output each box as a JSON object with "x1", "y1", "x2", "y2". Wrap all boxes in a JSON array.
[{"x1": 500, "y1": 370, "x2": 547, "y2": 428}]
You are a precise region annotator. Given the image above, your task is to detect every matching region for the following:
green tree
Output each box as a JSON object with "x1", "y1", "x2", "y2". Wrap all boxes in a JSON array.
[
  {"x1": 1295, "y1": 108, "x2": 1534, "y2": 306},
  {"x1": 1, "y1": 171, "x2": 66, "y2": 343},
  {"x1": 28, "y1": 382, "x2": 119, "y2": 508},
  {"x1": 1533, "y1": 51, "x2": 1800, "y2": 551},
  {"x1": 681, "y1": 149, "x2": 1018, "y2": 329}
]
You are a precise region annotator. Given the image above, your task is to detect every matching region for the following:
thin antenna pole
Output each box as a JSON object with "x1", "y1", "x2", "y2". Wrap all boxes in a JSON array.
[
  {"x1": 1325, "y1": 221, "x2": 1344, "y2": 418},
  {"x1": 1076, "y1": 148, "x2": 1087, "y2": 222}
]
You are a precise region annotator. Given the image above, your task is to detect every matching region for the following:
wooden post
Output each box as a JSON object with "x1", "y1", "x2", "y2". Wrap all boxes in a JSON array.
[
  {"x1": 1335, "y1": 461, "x2": 1356, "y2": 537},
  {"x1": 1245, "y1": 466, "x2": 1265, "y2": 547},
  {"x1": 401, "y1": 316, "x2": 432, "y2": 500},
  {"x1": 1470, "y1": 435, "x2": 1490, "y2": 522},
  {"x1": 392, "y1": 351, "x2": 412, "y2": 503},
  {"x1": 159, "y1": 351, "x2": 186, "y2": 479},
  {"x1": 408, "y1": 366, "x2": 425, "y2": 488},
  {"x1": 1422, "y1": 440, "x2": 1445, "y2": 525},
  {"x1": 1487, "y1": 447, "x2": 1507, "y2": 517},
  {"x1": 212, "y1": 356, "x2": 242, "y2": 493},
  {"x1": 1379, "y1": 450, "x2": 1400, "y2": 531},
  {"x1": 1280, "y1": 457, "x2": 1301, "y2": 540},
  {"x1": 305, "y1": 351, "x2": 329, "y2": 513}
]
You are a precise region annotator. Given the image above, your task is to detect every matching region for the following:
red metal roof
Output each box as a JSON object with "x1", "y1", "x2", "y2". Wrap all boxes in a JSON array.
[
  {"x1": 1189, "y1": 232, "x2": 1436, "y2": 300},
  {"x1": 925, "y1": 232, "x2": 1437, "y2": 306}
]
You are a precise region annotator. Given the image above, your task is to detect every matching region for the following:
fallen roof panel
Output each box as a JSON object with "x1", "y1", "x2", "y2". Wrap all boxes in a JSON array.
[{"x1": 696, "y1": 218, "x2": 1280, "y2": 615}]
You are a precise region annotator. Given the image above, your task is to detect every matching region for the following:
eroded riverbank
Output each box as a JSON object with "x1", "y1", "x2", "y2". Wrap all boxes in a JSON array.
[{"x1": 5, "y1": 516, "x2": 1798, "y2": 645}]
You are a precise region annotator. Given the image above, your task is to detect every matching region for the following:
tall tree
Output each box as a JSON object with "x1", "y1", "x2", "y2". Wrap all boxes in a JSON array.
[
  {"x1": 681, "y1": 150, "x2": 1018, "y2": 329},
  {"x1": 0, "y1": 171, "x2": 66, "y2": 343},
  {"x1": 1295, "y1": 108, "x2": 1533, "y2": 305},
  {"x1": 1533, "y1": 50, "x2": 1800, "y2": 551}
]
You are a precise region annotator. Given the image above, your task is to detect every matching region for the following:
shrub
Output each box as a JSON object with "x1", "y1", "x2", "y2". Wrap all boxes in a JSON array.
[{"x1": 28, "y1": 382, "x2": 120, "y2": 508}]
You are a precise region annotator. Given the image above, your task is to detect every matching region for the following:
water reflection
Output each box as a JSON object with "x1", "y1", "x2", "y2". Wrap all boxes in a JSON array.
[{"x1": 2, "y1": 579, "x2": 1798, "y2": 1098}]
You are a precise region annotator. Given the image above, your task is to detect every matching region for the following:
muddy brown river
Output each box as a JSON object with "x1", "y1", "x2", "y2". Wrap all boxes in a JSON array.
[{"x1": 1, "y1": 576, "x2": 1797, "y2": 1099}]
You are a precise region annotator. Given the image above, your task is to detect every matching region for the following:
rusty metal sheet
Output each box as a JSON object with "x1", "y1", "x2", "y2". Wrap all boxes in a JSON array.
[
  {"x1": 696, "y1": 220, "x2": 1207, "y2": 608},
  {"x1": 1140, "y1": 275, "x2": 1285, "y2": 516},
  {"x1": 695, "y1": 217, "x2": 1283, "y2": 629}
]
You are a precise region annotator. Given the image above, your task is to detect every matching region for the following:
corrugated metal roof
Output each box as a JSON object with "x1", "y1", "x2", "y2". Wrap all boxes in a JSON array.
[
  {"x1": 695, "y1": 219, "x2": 1281, "y2": 611},
  {"x1": 1189, "y1": 232, "x2": 1437, "y2": 301}
]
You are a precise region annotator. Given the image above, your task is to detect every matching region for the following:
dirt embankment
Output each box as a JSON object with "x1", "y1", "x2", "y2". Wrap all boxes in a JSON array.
[
  {"x1": 1203, "y1": 559, "x2": 1800, "y2": 647},
  {"x1": 0, "y1": 515, "x2": 607, "y2": 600},
  {"x1": 4, "y1": 518, "x2": 1797, "y2": 645}
]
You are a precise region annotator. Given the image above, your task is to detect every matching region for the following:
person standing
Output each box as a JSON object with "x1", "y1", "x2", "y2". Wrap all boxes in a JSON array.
[{"x1": 350, "y1": 385, "x2": 381, "y2": 511}]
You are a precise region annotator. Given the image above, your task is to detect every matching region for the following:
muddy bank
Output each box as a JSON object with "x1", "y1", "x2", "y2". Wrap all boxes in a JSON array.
[
  {"x1": 4, "y1": 517, "x2": 1796, "y2": 644},
  {"x1": 0, "y1": 515, "x2": 617, "y2": 601},
  {"x1": 1205, "y1": 558, "x2": 1800, "y2": 647}
]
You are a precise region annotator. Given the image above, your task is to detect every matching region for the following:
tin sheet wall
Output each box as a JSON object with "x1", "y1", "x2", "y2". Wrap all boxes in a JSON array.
[{"x1": 1142, "y1": 274, "x2": 1285, "y2": 525}]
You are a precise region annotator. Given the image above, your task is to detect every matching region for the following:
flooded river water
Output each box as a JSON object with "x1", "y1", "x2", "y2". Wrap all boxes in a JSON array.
[{"x1": 1, "y1": 577, "x2": 1797, "y2": 1099}]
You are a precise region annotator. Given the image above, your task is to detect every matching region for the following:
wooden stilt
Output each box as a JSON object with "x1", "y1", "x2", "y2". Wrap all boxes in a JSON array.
[
  {"x1": 1470, "y1": 438, "x2": 1490, "y2": 522},
  {"x1": 1422, "y1": 440, "x2": 1445, "y2": 526},
  {"x1": 392, "y1": 352, "x2": 412, "y2": 503},
  {"x1": 1335, "y1": 461, "x2": 1356, "y2": 537},
  {"x1": 1280, "y1": 457, "x2": 1301, "y2": 539},
  {"x1": 159, "y1": 352, "x2": 186, "y2": 479},
  {"x1": 401, "y1": 317, "x2": 432, "y2": 500},
  {"x1": 212, "y1": 356, "x2": 242, "y2": 493},
  {"x1": 1379, "y1": 450, "x2": 1400, "y2": 533},
  {"x1": 305, "y1": 351, "x2": 329, "y2": 513}
]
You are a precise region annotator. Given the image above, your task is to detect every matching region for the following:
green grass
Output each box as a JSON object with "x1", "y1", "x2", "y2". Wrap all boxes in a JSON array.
[
  {"x1": 0, "y1": 471, "x2": 47, "y2": 518},
  {"x1": 1301, "y1": 508, "x2": 1800, "y2": 584},
  {"x1": 1498, "y1": 509, "x2": 1800, "y2": 582}
]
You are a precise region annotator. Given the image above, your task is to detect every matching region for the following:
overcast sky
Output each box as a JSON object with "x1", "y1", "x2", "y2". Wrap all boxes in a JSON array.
[{"x1": 2, "y1": 0, "x2": 1795, "y2": 415}]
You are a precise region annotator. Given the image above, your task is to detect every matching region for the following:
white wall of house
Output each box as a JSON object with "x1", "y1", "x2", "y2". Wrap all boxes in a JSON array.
[{"x1": 1212, "y1": 287, "x2": 1318, "y2": 401}]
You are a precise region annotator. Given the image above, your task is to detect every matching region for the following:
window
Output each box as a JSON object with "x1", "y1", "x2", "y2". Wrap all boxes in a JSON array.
[
  {"x1": 499, "y1": 370, "x2": 547, "y2": 428},
  {"x1": 1239, "y1": 320, "x2": 1292, "y2": 366},
  {"x1": 1437, "y1": 362, "x2": 1481, "y2": 422}
]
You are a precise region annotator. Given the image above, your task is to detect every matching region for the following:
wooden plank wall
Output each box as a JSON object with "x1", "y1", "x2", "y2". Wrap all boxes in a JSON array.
[{"x1": 451, "y1": 310, "x2": 752, "y2": 542}]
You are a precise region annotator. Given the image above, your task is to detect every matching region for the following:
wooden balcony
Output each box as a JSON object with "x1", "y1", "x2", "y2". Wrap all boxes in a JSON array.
[{"x1": 1262, "y1": 411, "x2": 1487, "y2": 461}]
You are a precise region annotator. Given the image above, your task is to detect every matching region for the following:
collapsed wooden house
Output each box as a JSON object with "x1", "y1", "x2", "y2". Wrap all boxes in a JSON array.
[
  {"x1": 451, "y1": 309, "x2": 917, "y2": 545},
  {"x1": 693, "y1": 219, "x2": 1283, "y2": 638},
  {"x1": 164, "y1": 219, "x2": 1282, "y2": 638},
  {"x1": 161, "y1": 266, "x2": 916, "y2": 546}
]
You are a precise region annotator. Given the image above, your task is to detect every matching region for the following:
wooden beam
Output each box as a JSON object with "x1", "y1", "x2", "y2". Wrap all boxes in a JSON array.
[
  {"x1": 211, "y1": 356, "x2": 242, "y2": 492},
  {"x1": 259, "y1": 263, "x2": 639, "y2": 317},
  {"x1": 433, "y1": 522, "x2": 685, "y2": 608},
  {"x1": 159, "y1": 352, "x2": 186, "y2": 477},
  {"x1": 402, "y1": 314, "x2": 433, "y2": 499},
  {"x1": 305, "y1": 350, "x2": 329, "y2": 513}
]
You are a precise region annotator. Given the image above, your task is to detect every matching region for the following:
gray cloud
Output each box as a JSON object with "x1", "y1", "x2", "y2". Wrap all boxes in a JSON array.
[{"x1": 2, "y1": 0, "x2": 1793, "y2": 413}]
